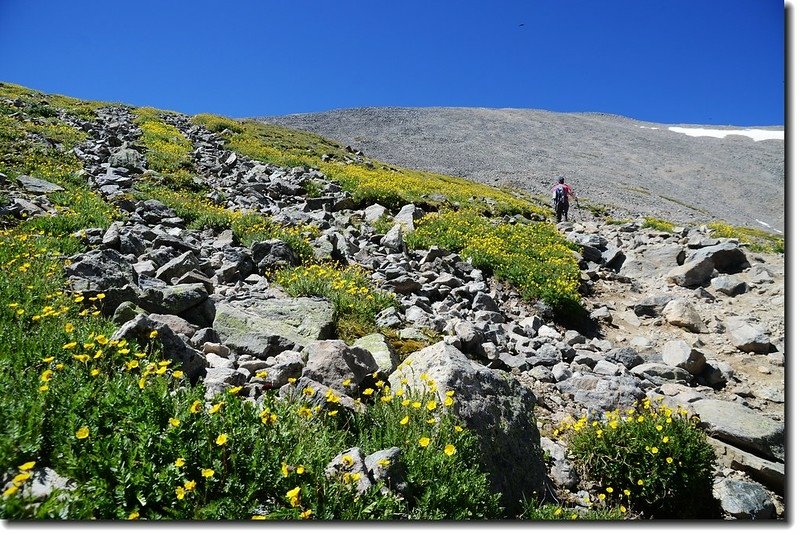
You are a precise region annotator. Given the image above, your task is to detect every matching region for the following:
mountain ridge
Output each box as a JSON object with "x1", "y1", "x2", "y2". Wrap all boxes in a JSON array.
[{"x1": 259, "y1": 106, "x2": 784, "y2": 233}]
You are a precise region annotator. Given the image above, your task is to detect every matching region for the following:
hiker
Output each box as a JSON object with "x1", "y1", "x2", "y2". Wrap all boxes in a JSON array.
[{"x1": 551, "y1": 177, "x2": 576, "y2": 222}]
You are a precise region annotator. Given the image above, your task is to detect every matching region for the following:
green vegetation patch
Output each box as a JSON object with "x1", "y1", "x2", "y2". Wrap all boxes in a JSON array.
[
  {"x1": 555, "y1": 399, "x2": 716, "y2": 519},
  {"x1": 0, "y1": 86, "x2": 86, "y2": 186},
  {"x1": 275, "y1": 263, "x2": 397, "y2": 342},
  {"x1": 642, "y1": 217, "x2": 675, "y2": 233},
  {"x1": 407, "y1": 209, "x2": 581, "y2": 313},
  {"x1": 133, "y1": 107, "x2": 196, "y2": 190},
  {"x1": 708, "y1": 221, "x2": 784, "y2": 254}
]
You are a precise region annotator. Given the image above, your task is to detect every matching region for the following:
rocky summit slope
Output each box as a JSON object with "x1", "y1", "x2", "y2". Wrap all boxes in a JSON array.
[
  {"x1": 261, "y1": 107, "x2": 785, "y2": 233},
  {"x1": 0, "y1": 89, "x2": 785, "y2": 519}
]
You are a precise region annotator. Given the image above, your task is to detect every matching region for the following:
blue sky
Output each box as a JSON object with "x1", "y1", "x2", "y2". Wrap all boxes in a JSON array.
[{"x1": 0, "y1": 0, "x2": 786, "y2": 125}]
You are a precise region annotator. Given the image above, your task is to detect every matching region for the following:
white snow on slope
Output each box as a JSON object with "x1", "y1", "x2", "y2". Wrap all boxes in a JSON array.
[{"x1": 668, "y1": 127, "x2": 783, "y2": 142}]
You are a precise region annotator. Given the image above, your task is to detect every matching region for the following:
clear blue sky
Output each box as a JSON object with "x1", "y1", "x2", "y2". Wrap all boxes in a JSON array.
[{"x1": 0, "y1": 0, "x2": 786, "y2": 125}]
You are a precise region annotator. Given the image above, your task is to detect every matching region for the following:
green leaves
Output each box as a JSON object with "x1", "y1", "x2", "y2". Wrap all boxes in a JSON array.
[{"x1": 562, "y1": 402, "x2": 716, "y2": 519}]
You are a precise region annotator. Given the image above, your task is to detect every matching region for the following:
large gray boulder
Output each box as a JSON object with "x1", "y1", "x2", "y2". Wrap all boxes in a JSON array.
[
  {"x1": 65, "y1": 248, "x2": 137, "y2": 292},
  {"x1": 393, "y1": 203, "x2": 423, "y2": 231},
  {"x1": 155, "y1": 251, "x2": 201, "y2": 282},
  {"x1": 213, "y1": 297, "x2": 335, "y2": 358},
  {"x1": 250, "y1": 239, "x2": 300, "y2": 272},
  {"x1": 666, "y1": 257, "x2": 715, "y2": 287},
  {"x1": 388, "y1": 342, "x2": 548, "y2": 511},
  {"x1": 724, "y1": 317, "x2": 771, "y2": 354},
  {"x1": 108, "y1": 146, "x2": 145, "y2": 171},
  {"x1": 686, "y1": 242, "x2": 749, "y2": 274},
  {"x1": 692, "y1": 399, "x2": 784, "y2": 462},
  {"x1": 65, "y1": 248, "x2": 140, "y2": 314},
  {"x1": 139, "y1": 283, "x2": 209, "y2": 316}
]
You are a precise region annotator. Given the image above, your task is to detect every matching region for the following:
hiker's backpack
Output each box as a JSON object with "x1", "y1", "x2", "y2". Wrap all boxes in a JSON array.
[{"x1": 553, "y1": 184, "x2": 567, "y2": 208}]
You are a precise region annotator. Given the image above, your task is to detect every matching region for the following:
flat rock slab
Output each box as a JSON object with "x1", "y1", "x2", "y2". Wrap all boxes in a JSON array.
[
  {"x1": 16, "y1": 175, "x2": 64, "y2": 194},
  {"x1": 692, "y1": 399, "x2": 784, "y2": 462},
  {"x1": 214, "y1": 297, "x2": 335, "y2": 358}
]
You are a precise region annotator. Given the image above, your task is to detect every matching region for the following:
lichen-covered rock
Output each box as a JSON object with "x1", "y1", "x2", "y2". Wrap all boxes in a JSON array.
[{"x1": 213, "y1": 297, "x2": 335, "y2": 358}]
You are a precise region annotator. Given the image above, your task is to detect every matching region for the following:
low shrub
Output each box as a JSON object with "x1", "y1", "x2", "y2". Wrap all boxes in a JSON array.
[{"x1": 557, "y1": 399, "x2": 716, "y2": 519}]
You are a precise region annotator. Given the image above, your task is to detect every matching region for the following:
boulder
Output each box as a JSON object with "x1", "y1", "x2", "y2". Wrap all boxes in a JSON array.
[
  {"x1": 662, "y1": 299, "x2": 705, "y2": 333},
  {"x1": 686, "y1": 242, "x2": 749, "y2": 274},
  {"x1": 364, "y1": 447, "x2": 409, "y2": 497},
  {"x1": 604, "y1": 347, "x2": 644, "y2": 369},
  {"x1": 363, "y1": 203, "x2": 388, "y2": 224},
  {"x1": 713, "y1": 478, "x2": 776, "y2": 519},
  {"x1": 393, "y1": 204, "x2": 423, "y2": 231},
  {"x1": 251, "y1": 239, "x2": 300, "y2": 272},
  {"x1": 213, "y1": 297, "x2": 335, "y2": 358},
  {"x1": 556, "y1": 374, "x2": 645, "y2": 411},
  {"x1": 630, "y1": 362, "x2": 694, "y2": 386},
  {"x1": 15, "y1": 174, "x2": 64, "y2": 194},
  {"x1": 65, "y1": 248, "x2": 137, "y2": 292},
  {"x1": 302, "y1": 340, "x2": 379, "y2": 394},
  {"x1": 139, "y1": 283, "x2": 209, "y2": 316},
  {"x1": 692, "y1": 399, "x2": 784, "y2": 461},
  {"x1": 707, "y1": 437, "x2": 784, "y2": 494},
  {"x1": 662, "y1": 340, "x2": 707, "y2": 375},
  {"x1": 632, "y1": 295, "x2": 673, "y2": 317},
  {"x1": 724, "y1": 317, "x2": 771, "y2": 354},
  {"x1": 666, "y1": 257, "x2": 714, "y2": 287},
  {"x1": 388, "y1": 342, "x2": 547, "y2": 511},
  {"x1": 710, "y1": 275, "x2": 748, "y2": 297},
  {"x1": 155, "y1": 251, "x2": 200, "y2": 282},
  {"x1": 108, "y1": 146, "x2": 145, "y2": 171},
  {"x1": 325, "y1": 447, "x2": 373, "y2": 495},
  {"x1": 380, "y1": 224, "x2": 404, "y2": 253}
]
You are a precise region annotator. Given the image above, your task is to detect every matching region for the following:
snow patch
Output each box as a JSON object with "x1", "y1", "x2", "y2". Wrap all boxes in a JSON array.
[
  {"x1": 755, "y1": 219, "x2": 782, "y2": 234},
  {"x1": 639, "y1": 126, "x2": 659, "y2": 130},
  {"x1": 668, "y1": 127, "x2": 783, "y2": 142}
]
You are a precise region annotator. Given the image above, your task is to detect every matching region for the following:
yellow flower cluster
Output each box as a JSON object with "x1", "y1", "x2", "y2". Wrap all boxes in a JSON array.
[{"x1": 2, "y1": 461, "x2": 37, "y2": 497}]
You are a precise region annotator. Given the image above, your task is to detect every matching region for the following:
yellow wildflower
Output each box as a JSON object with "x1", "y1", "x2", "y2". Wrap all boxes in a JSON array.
[
  {"x1": 216, "y1": 434, "x2": 228, "y2": 446},
  {"x1": 201, "y1": 468, "x2": 214, "y2": 478},
  {"x1": 419, "y1": 437, "x2": 431, "y2": 448},
  {"x1": 444, "y1": 444, "x2": 456, "y2": 456},
  {"x1": 75, "y1": 426, "x2": 89, "y2": 440}
]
